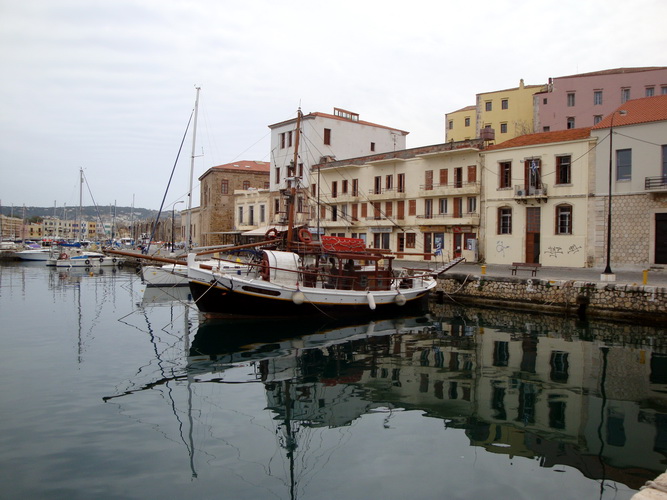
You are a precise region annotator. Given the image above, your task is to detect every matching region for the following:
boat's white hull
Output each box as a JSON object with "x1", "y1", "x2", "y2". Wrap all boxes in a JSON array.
[
  {"x1": 142, "y1": 264, "x2": 189, "y2": 287},
  {"x1": 55, "y1": 253, "x2": 122, "y2": 268},
  {"x1": 188, "y1": 258, "x2": 436, "y2": 318},
  {"x1": 15, "y1": 250, "x2": 51, "y2": 261}
]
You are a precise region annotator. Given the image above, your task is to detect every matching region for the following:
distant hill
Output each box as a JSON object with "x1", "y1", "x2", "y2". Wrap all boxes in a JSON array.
[{"x1": 0, "y1": 205, "x2": 159, "y2": 222}]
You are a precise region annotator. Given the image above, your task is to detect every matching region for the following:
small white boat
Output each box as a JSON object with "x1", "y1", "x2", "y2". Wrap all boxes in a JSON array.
[
  {"x1": 15, "y1": 248, "x2": 51, "y2": 261},
  {"x1": 55, "y1": 251, "x2": 122, "y2": 268},
  {"x1": 142, "y1": 259, "x2": 248, "y2": 287}
]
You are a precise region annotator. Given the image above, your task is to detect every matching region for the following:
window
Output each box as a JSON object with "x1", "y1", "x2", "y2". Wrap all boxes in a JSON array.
[
  {"x1": 467, "y1": 197, "x2": 477, "y2": 213},
  {"x1": 499, "y1": 161, "x2": 511, "y2": 188},
  {"x1": 397, "y1": 173, "x2": 405, "y2": 193},
  {"x1": 351, "y1": 204, "x2": 358, "y2": 221},
  {"x1": 467, "y1": 165, "x2": 477, "y2": 183},
  {"x1": 439, "y1": 168, "x2": 448, "y2": 186},
  {"x1": 425, "y1": 170, "x2": 433, "y2": 190},
  {"x1": 260, "y1": 205, "x2": 265, "y2": 223},
  {"x1": 616, "y1": 149, "x2": 632, "y2": 180},
  {"x1": 594, "y1": 115, "x2": 602, "y2": 125},
  {"x1": 464, "y1": 117, "x2": 471, "y2": 127},
  {"x1": 374, "y1": 176, "x2": 381, "y2": 194},
  {"x1": 386, "y1": 175, "x2": 393, "y2": 190},
  {"x1": 243, "y1": 180, "x2": 250, "y2": 190},
  {"x1": 498, "y1": 207, "x2": 512, "y2": 234},
  {"x1": 567, "y1": 92, "x2": 575, "y2": 107},
  {"x1": 424, "y1": 199, "x2": 433, "y2": 218},
  {"x1": 485, "y1": 101, "x2": 492, "y2": 111},
  {"x1": 275, "y1": 167, "x2": 280, "y2": 184},
  {"x1": 550, "y1": 351, "x2": 569, "y2": 383},
  {"x1": 408, "y1": 200, "x2": 416, "y2": 216},
  {"x1": 370, "y1": 142, "x2": 375, "y2": 152},
  {"x1": 331, "y1": 205, "x2": 338, "y2": 221},
  {"x1": 372, "y1": 202, "x2": 381, "y2": 220},
  {"x1": 448, "y1": 120, "x2": 453, "y2": 129},
  {"x1": 646, "y1": 86, "x2": 655, "y2": 97},
  {"x1": 342, "y1": 179, "x2": 348, "y2": 194},
  {"x1": 385, "y1": 201, "x2": 393, "y2": 218},
  {"x1": 332, "y1": 181, "x2": 338, "y2": 198},
  {"x1": 501, "y1": 99, "x2": 508, "y2": 110},
  {"x1": 352, "y1": 179, "x2": 359, "y2": 196},
  {"x1": 311, "y1": 183, "x2": 317, "y2": 197},
  {"x1": 556, "y1": 155, "x2": 571, "y2": 185},
  {"x1": 454, "y1": 167, "x2": 462, "y2": 188},
  {"x1": 500, "y1": 123, "x2": 507, "y2": 134},
  {"x1": 221, "y1": 179, "x2": 229, "y2": 194},
  {"x1": 594, "y1": 90, "x2": 603, "y2": 105},
  {"x1": 248, "y1": 206, "x2": 254, "y2": 226},
  {"x1": 238, "y1": 207, "x2": 243, "y2": 224},
  {"x1": 439, "y1": 198, "x2": 447, "y2": 214},
  {"x1": 556, "y1": 204, "x2": 572, "y2": 234},
  {"x1": 323, "y1": 128, "x2": 331, "y2": 145},
  {"x1": 566, "y1": 117, "x2": 575, "y2": 129},
  {"x1": 406, "y1": 233, "x2": 416, "y2": 248},
  {"x1": 662, "y1": 86, "x2": 667, "y2": 95},
  {"x1": 397, "y1": 200, "x2": 405, "y2": 219},
  {"x1": 280, "y1": 133, "x2": 286, "y2": 149},
  {"x1": 621, "y1": 88, "x2": 630, "y2": 103},
  {"x1": 264, "y1": 181, "x2": 270, "y2": 189},
  {"x1": 288, "y1": 131, "x2": 293, "y2": 147}
]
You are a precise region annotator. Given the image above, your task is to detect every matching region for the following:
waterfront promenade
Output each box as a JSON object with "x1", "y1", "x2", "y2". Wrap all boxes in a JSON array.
[{"x1": 406, "y1": 260, "x2": 667, "y2": 287}]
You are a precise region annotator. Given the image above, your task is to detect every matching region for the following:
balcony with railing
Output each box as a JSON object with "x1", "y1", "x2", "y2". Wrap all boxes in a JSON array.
[
  {"x1": 418, "y1": 180, "x2": 480, "y2": 196},
  {"x1": 645, "y1": 175, "x2": 667, "y2": 192},
  {"x1": 415, "y1": 212, "x2": 480, "y2": 225},
  {"x1": 514, "y1": 183, "x2": 548, "y2": 203},
  {"x1": 366, "y1": 187, "x2": 406, "y2": 201}
]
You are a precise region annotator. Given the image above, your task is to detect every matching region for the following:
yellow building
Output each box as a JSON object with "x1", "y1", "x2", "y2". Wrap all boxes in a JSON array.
[{"x1": 446, "y1": 80, "x2": 546, "y2": 143}]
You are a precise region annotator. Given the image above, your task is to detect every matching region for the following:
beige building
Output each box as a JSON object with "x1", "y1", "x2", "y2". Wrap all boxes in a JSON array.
[
  {"x1": 446, "y1": 80, "x2": 545, "y2": 143},
  {"x1": 314, "y1": 139, "x2": 485, "y2": 262},
  {"x1": 481, "y1": 128, "x2": 596, "y2": 267}
]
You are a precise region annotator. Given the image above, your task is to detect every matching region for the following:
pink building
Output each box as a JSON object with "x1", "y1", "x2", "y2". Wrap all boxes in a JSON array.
[{"x1": 534, "y1": 67, "x2": 667, "y2": 132}]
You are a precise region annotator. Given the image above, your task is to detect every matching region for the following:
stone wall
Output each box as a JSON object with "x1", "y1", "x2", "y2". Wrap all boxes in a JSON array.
[{"x1": 433, "y1": 273, "x2": 667, "y2": 323}]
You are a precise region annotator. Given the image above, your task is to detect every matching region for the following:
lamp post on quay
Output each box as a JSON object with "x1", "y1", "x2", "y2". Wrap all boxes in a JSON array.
[
  {"x1": 601, "y1": 109, "x2": 627, "y2": 282},
  {"x1": 171, "y1": 201, "x2": 184, "y2": 255}
]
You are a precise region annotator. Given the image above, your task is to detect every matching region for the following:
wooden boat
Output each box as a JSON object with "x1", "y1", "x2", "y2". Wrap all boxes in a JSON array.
[{"x1": 187, "y1": 108, "x2": 437, "y2": 318}]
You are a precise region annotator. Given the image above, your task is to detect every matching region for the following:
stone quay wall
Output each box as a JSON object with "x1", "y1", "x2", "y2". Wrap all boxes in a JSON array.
[{"x1": 433, "y1": 273, "x2": 667, "y2": 323}]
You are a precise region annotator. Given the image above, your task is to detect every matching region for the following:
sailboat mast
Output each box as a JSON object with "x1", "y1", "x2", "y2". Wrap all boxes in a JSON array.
[
  {"x1": 286, "y1": 108, "x2": 302, "y2": 248},
  {"x1": 185, "y1": 86, "x2": 200, "y2": 251},
  {"x1": 79, "y1": 167, "x2": 83, "y2": 242}
]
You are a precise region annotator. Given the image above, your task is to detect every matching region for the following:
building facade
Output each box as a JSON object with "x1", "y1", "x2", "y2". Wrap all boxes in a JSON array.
[
  {"x1": 481, "y1": 128, "x2": 596, "y2": 267},
  {"x1": 535, "y1": 67, "x2": 667, "y2": 133},
  {"x1": 198, "y1": 161, "x2": 270, "y2": 246},
  {"x1": 446, "y1": 80, "x2": 545, "y2": 143},
  {"x1": 590, "y1": 95, "x2": 667, "y2": 268},
  {"x1": 314, "y1": 140, "x2": 485, "y2": 262}
]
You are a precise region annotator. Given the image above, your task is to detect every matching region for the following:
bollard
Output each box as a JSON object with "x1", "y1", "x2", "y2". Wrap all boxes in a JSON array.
[
  {"x1": 481, "y1": 265, "x2": 486, "y2": 275},
  {"x1": 643, "y1": 269, "x2": 648, "y2": 285}
]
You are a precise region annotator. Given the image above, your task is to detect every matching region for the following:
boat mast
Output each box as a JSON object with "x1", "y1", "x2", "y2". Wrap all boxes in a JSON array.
[
  {"x1": 185, "y1": 86, "x2": 200, "y2": 251},
  {"x1": 286, "y1": 108, "x2": 302, "y2": 249},
  {"x1": 78, "y1": 167, "x2": 83, "y2": 242}
]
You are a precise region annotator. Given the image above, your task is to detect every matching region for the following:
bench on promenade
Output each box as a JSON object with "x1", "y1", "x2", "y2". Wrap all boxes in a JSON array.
[{"x1": 510, "y1": 262, "x2": 541, "y2": 276}]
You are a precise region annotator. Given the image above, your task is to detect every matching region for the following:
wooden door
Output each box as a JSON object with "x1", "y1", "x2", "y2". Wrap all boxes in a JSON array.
[{"x1": 525, "y1": 207, "x2": 541, "y2": 263}]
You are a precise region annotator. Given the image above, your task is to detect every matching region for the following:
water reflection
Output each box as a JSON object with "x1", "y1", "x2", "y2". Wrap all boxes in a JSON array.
[{"x1": 185, "y1": 308, "x2": 667, "y2": 493}]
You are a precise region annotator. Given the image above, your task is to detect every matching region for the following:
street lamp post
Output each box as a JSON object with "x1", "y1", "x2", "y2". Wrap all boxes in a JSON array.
[
  {"x1": 172, "y1": 201, "x2": 184, "y2": 254},
  {"x1": 601, "y1": 109, "x2": 626, "y2": 282}
]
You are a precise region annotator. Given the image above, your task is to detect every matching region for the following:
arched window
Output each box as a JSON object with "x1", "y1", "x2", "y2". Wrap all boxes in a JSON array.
[
  {"x1": 497, "y1": 207, "x2": 512, "y2": 234},
  {"x1": 556, "y1": 204, "x2": 572, "y2": 234}
]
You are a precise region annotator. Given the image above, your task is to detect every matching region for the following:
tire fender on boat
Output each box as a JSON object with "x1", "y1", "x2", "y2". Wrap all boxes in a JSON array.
[
  {"x1": 366, "y1": 291, "x2": 376, "y2": 310},
  {"x1": 85, "y1": 259, "x2": 90, "y2": 265},
  {"x1": 99, "y1": 257, "x2": 104, "y2": 263}
]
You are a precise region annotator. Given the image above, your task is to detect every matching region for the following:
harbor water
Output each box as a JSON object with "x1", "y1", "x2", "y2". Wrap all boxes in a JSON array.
[{"x1": 0, "y1": 261, "x2": 665, "y2": 499}]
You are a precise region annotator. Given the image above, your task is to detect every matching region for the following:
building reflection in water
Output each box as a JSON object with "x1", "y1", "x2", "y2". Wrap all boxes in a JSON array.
[{"x1": 188, "y1": 307, "x2": 667, "y2": 492}]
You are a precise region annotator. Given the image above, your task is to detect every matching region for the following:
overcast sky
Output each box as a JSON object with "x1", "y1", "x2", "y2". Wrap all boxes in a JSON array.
[{"x1": 1, "y1": 0, "x2": 665, "y2": 211}]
